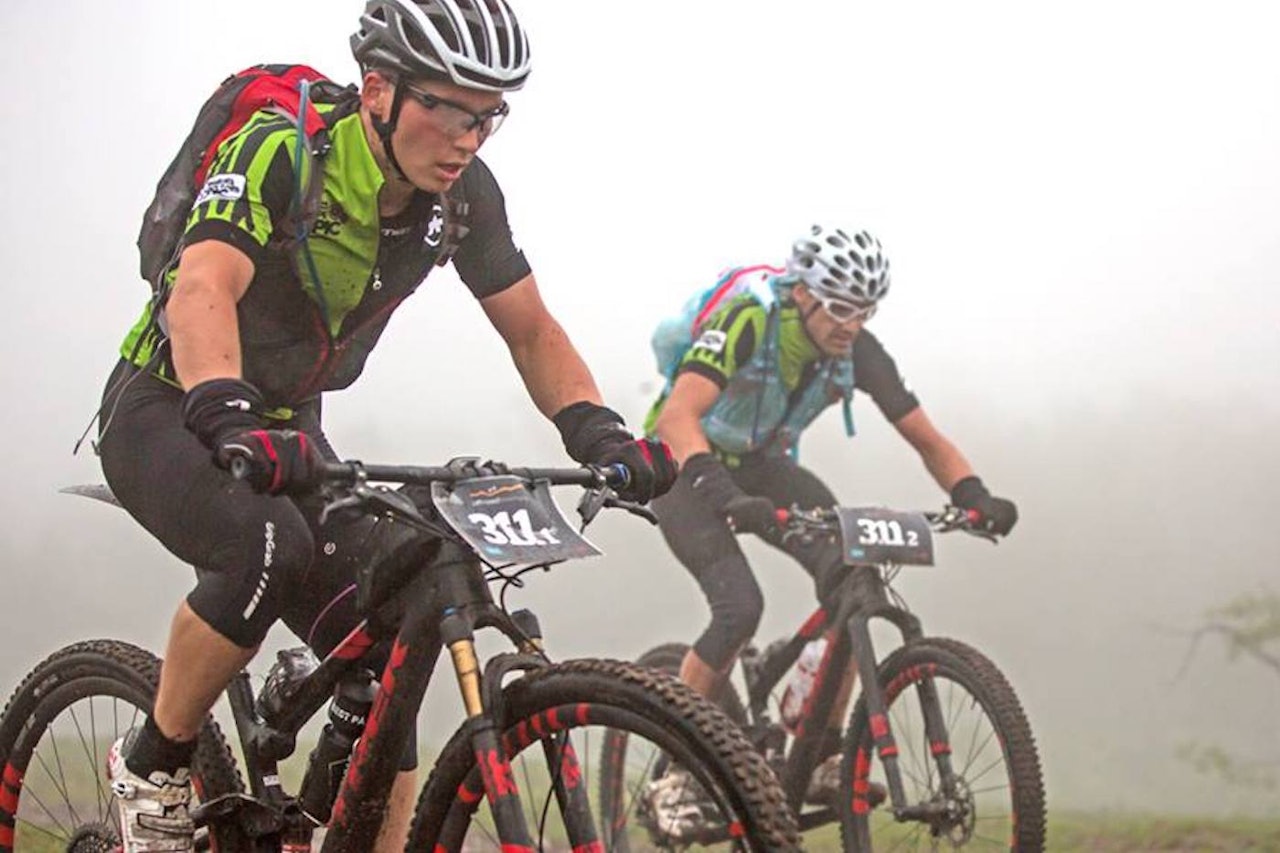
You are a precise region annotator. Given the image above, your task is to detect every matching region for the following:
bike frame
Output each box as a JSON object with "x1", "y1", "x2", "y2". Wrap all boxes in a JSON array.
[
  {"x1": 197, "y1": 463, "x2": 613, "y2": 851},
  {"x1": 739, "y1": 564, "x2": 964, "y2": 829}
]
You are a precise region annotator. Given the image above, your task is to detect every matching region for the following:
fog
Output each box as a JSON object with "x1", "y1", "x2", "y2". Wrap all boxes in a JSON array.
[{"x1": 2, "y1": 1, "x2": 1278, "y2": 818}]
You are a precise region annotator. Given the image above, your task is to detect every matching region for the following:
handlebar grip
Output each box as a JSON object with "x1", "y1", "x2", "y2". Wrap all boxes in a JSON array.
[{"x1": 605, "y1": 463, "x2": 631, "y2": 489}]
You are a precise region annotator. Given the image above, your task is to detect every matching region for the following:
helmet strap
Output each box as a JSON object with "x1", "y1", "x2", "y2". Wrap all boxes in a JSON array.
[
  {"x1": 371, "y1": 84, "x2": 410, "y2": 182},
  {"x1": 797, "y1": 293, "x2": 823, "y2": 323}
]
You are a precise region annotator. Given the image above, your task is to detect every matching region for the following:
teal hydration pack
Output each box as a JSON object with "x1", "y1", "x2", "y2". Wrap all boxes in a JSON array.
[
  {"x1": 651, "y1": 264, "x2": 785, "y2": 388},
  {"x1": 649, "y1": 263, "x2": 856, "y2": 459}
]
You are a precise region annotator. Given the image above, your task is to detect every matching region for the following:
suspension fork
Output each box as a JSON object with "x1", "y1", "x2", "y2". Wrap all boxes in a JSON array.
[
  {"x1": 439, "y1": 605, "x2": 540, "y2": 850},
  {"x1": 876, "y1": 607, "x2": 964, "y2": 801},
  {"x1": 906, "y1": 661, "x2": 962, "y2": 798},
  {"x1": 848, "y1": 602, "x2": 962, "y2": 812},
  {"x1": 510, "y1": 609, "x2": 602, "y2": 850},
  {"x1": 846, "y1": 611, "x2": 911, "y2": 809},
  {"x1": 441, "y1": 603, "x2": 603, "y2": 850}
]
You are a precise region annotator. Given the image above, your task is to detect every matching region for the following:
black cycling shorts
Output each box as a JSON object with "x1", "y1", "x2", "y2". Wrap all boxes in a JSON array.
[{"x1": 97, "y1": 360, "x2": 424, "y2": 769}]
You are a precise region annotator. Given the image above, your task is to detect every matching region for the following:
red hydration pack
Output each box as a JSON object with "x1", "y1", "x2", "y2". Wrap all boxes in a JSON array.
[{"x1": 136, "y1": 64, "x2": 355, "y2": 291}]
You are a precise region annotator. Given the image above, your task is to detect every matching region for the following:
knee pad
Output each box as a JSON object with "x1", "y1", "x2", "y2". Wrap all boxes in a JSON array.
[
  {"x1": 693, "y1": 558, "x2": 764, "y2": 669},
  {"x1": 188, "y1": 515, "x2": 315, "y2": 648},
  {"x1": 711, "y1": 585, "x2": 764, "y2": 649}
]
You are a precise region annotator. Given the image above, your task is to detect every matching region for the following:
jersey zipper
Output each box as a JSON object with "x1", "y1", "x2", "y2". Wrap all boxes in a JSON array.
[{"x1": 289, "y1": 266, "x2": 414, "y2": 402}]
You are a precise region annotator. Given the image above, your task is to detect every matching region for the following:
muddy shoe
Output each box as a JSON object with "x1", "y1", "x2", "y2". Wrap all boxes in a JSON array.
[
  {"x1": 645, "y1": 766, "x2": 718, "y2": 840},
  {"x1": 805, "y1": 753, "x2": 887, "y2": 808},
  {"x1": 106, "y1": 731, "x2": 194, "y2": 852}
]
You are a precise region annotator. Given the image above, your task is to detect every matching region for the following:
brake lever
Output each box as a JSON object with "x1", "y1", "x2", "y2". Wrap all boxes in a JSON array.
[
  {"x1": 319, "y1": 486, "x2": 368, "y2": 526},
  {"x1": 603, "y1": 496, "x2": 659, "y2": 525},
  {"x1": 934, "y1": 505, "x2": 1000, "y2": 543},
  {"x1": 364, "y1": 486, "x2": 428, "y2": 524},
  {"x1": 577, "y1": 485, "x2": 610, "y2": 528},
  {"x1": 320, "y1": 480, "x2": 437, "y2": 539}
]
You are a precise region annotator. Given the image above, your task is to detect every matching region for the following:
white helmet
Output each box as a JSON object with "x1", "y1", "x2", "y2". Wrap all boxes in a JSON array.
[
  {"x1": 786, "y1": 225, "x2": 891, "y2": 305},
  {"x1": 351, "y1": 0, "x2": 532, "y2": 92}
]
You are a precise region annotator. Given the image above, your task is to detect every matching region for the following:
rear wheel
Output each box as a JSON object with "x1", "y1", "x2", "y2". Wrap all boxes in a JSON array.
[
  {"x1": 0, "y1": 640, "x2": 246, "y2": 852},
  {"x1": 408, "y1": 658, "x2": 799, "y2": 851},
  {"x1": 841, "y1": 638, "x2": 1045, "y2": 851}
]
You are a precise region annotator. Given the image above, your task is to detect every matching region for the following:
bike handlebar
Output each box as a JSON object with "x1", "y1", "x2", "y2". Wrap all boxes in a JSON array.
[
  {"x1": 229, "y1": 457, "x2": 631, "y2": 490},
  {"x1": 775, "y1": 504, "x2": 994, "y2": 539},
  {"x1": 314, "y1": 460, "x2": 630, "y2": 489}
]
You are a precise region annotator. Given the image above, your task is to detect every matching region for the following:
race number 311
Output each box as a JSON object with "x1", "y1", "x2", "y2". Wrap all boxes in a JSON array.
[{"x1": 467, "y1": 509, "x2": 562, "y2": 547}]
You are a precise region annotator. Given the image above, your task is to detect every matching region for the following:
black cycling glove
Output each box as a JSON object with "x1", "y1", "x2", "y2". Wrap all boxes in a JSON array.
[
  {"x1": 553, "y1": 401, "x2": 677, "y2": 503},
  {"x1": 950, "y1": 475, "x2": 1018, "y2": 536},
  {"x1": 181, "y1": 377, "x2": 265, "y2": 447},
  {"x1": 214, "y1": 429, "x2": 324, "y2": 495},
  {"x1": 182, "y1": 378, "x2": 323, "y2": 495},
  {"x1": 683, "y1": 452, "x2": 778, "y2": 536}
]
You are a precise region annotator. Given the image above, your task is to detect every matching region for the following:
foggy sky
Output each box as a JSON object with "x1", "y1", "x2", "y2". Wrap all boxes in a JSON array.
[{"x1": 1, "y1": 1, "x2": 1277, "y2": 816}]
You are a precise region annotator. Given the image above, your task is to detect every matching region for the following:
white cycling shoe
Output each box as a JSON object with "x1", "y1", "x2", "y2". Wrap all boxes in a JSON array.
[
  {"x1": 106, "y1": 732, "x2": 195, "y2": 852},
  {"x1": 645, "y1": 766, "x2": 715, "y2": 840}
]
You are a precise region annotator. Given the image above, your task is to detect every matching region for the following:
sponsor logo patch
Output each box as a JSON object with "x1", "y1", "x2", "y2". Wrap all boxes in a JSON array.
[
  {"x1": 424, "y1": 204, "x2": 445, "y2": 247},
  {"x1": 195, "y1": 173, "x2": 247, "y2": 206},
  {"x1": 692, "y1": 329, "x2": 728, "y2": 354}
]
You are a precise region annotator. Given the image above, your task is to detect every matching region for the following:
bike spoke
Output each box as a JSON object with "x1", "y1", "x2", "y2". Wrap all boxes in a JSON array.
[
  {"x1": 72, "y1": 696, "x2": 112, "y2": 821},
  {"x1": 608, "y1": 730, "x2": 665, "y2": 834},
  {"x1": 13, "y1": 782, "x2": 73, "y2": 841},
  {"x1": 29, "y1": 743, "x2": 74, "y2": 822},
  {"x1": 858, "y1": 664, "x2": 1026, "y2": 849}
]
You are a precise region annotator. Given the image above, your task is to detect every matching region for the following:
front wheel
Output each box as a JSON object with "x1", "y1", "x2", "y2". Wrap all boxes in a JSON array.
[
  {"x1": 408, "y1": 658, "x2": 800, "y2": 851},
  {"x1": 0, "y1": 640, "x2": 246, "y2": 852},
  {"x1": 634, "y1": 642, "x2": 750, "y2": 726},
  {"x1": 841, "y1": 637, "x2": 1046, "y2": 851}
]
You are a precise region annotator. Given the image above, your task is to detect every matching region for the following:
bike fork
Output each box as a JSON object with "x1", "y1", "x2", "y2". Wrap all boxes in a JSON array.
[
  {"x1": 514, "y1": 611, "x2": 601, "y2": 849},
  {"x1": 848, "y1": 614, "x2": 909, "y2": 812},
  {"x1": 440, "y1": 609, "x2": 602, "y2": 851},
  {"x1": 442, "y1": 609, "x2": 536, "y2": 849},
  {"x1": 848, "y1": 616, "x2": 961, "y2": 814}
]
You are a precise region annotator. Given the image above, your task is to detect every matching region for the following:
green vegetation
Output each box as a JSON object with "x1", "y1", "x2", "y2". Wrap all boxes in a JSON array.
[
  {"x1": 1173, "y1": 588, "x2": 1280, "y2": 795},
  {"x1": 1046, "y1": 812, "x2": 1280, "y2": 851},
  {"x1": 794, "y1": 812, "x2": 1280, "y2": 851}
]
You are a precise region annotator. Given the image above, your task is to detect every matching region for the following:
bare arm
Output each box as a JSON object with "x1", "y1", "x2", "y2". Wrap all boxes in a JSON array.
[
  {"x1": 166, "y1": 240, "x2": 255, "y2": 389},
  {"x1": 892, "y1": 406, "x2": 976, "y2": 492},
  {"x1": 651, "y1": 372, "x2": 722, "y2": 465},
  {"x1": 480, "y1": 273, "x2": 603, "y2": 417}
]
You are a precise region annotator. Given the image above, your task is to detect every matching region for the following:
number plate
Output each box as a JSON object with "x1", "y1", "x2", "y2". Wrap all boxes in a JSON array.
[
  {"x1": 431, "y1": 475, "x2": 602, "y2": 569},
  {"x1": 836, "y1": 507, "x2": 935, "y2": 566}
]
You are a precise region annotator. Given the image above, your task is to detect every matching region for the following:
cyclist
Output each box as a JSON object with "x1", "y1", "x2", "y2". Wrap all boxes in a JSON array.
[
  {"x1": 95, "y1": 2, "x2": 675, "y2": 850},
  {"x1": 644, "y1": 224, "x2": 1017, "y2": 821}
]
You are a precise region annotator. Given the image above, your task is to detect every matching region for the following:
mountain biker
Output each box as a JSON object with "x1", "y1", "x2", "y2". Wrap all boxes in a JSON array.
[
  {"x1": 644, "y1": 224, "x2": 1017, "y2": 818},
  {"x1": 95, "y1": 2, "x2": 676, "y2": 850}
]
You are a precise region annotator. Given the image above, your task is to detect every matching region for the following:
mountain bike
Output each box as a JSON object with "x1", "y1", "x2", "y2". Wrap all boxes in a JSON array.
[
  {"x1": 617, "y1": 504, "x2": 1046, "y2": 850},
  {"x1": 0, "y1": 457, "x2": 800, "y2": 851}
]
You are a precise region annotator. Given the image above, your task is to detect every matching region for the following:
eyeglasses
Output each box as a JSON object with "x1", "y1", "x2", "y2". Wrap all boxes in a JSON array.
[
  {"x1": 815, "y1": 294, "x2": 878, "y2": 323},
  {"x1": 403, "y1": 86, "x2": 510, "y2": 141}
]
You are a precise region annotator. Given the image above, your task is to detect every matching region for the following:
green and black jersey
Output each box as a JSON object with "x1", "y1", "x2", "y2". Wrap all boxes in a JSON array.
[
  {"x1": 644, "y1": 294, "x2": 920, "y2": 435},
  {"x1": 121, "y1": 101, "x2": 530, "y2": 409}
]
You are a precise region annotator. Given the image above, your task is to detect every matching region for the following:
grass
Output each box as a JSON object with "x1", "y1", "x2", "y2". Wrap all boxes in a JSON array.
[
  {"x1": 794, "y1": 811, "x2": 1280, "y2": 851},
  {"x1": 1045, "y1": 812, "x2": 1280, "y2": 851}
]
